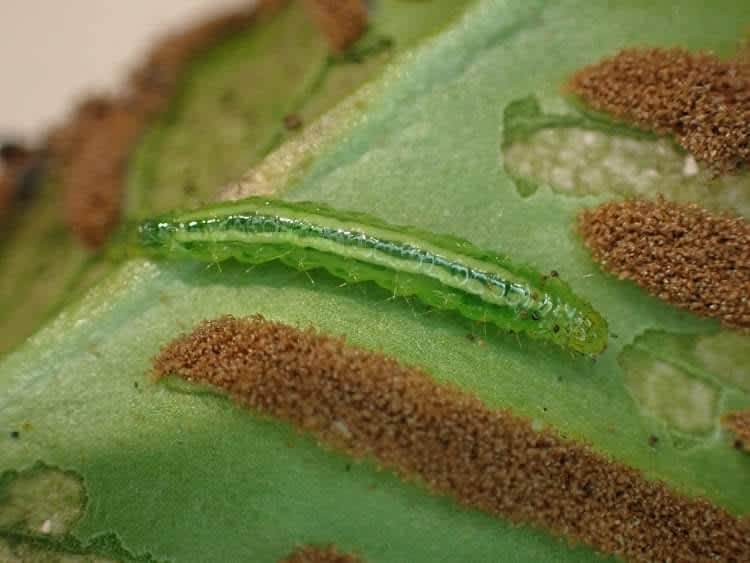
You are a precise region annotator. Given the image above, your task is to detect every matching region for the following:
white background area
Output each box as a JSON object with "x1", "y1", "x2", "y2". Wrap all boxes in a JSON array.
[{"x1": 0, "y1": 1, "x2": 256, "y2": 142}]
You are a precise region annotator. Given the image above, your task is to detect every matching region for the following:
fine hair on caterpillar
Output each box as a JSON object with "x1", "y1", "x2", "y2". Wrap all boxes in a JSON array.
[{"x1": 132, "y1": 197, "x2": 608, "y2": 354}]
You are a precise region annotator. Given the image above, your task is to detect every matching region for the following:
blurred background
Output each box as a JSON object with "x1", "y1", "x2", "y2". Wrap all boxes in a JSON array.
[{"x1": 0, "y1": 0, "x2": 256, "y2": 141}]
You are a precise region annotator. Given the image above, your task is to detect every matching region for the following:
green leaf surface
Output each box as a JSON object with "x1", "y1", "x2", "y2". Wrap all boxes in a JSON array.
[
  {"x1": 125, "y1": 0, "x2": 475, "y2": 217},
  {"x1": 0, "y1": 174, "x2": 110, "y2": 357},
  {"x1": 2, "y1": 0, "x2": 750, "y2": 561}
]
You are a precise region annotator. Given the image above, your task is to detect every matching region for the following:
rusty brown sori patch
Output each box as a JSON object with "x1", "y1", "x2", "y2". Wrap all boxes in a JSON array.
[
  {"x1": 722, "y1": 409, "x2": 750, "y2": 451},
  {"x1": 153, "y1": 315, "x2": 750, "y2": 562},
  {"x1": 302, "y1": 0, "x2": 368, "y2": 51},
  {"x1": 568, "y1": 47, "x2": 750, "y2": 175},
  {"x1": 39, "y1": 0, "x2": 289, "y2": 247},
  {"x1": 279, "y1": 544, "x2": 363, "y2": 563},
  {"x1": 578, "y1": 198, "x2": 750, "y2": 329}
]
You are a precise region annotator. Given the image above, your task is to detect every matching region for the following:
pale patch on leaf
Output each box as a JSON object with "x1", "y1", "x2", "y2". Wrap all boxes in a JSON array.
[{"x1": 0, "y1": 467, "x2": 84, "y2": 536}]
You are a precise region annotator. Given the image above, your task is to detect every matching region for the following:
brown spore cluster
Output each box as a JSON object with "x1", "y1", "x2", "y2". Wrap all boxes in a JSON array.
[
  {"x1": 578, "y1": 198, "x2": 750, "y2": 328},
  {"x1": 48, "y1": 97, "x2": 142, "y2": 246},
  {"x1": 722, "y1": 409, "x2": 750, "y2": 451},
  {"x1": 303, "y1": 0, "x2": 368, "y2": 51},
  {"x1": 153, "y1": 315, "x2": 750, "y2": 563},
  {"x1": 279, "y1": 544, "x2": 363, "y2": 563},
  {"x1": 44, "y1": 0, "x2": 287, "y2": 246},
  {"x1": 568, "y1": 47, "x2": 750, "y2": 174}
]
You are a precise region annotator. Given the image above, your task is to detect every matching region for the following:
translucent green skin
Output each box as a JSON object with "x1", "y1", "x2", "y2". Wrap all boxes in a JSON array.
[{"x1": 134, "y1": 197, "x2": 608, "y2": 354}]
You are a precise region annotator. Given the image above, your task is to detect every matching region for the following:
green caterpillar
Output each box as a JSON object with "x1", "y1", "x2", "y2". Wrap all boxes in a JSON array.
[{"x1": 133, "y1": 197, "x2": 608, "y2": 354}]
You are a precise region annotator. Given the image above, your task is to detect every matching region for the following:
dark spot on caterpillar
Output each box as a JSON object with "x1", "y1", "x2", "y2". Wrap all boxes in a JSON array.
[
  {"x1": 649, "y1": 435, "x2": 659, "y2": 448},
  {"x1": 553, "y1": 324, "x2": 560, "y2": 333},
  {"x1": 550, "y1": 270, "x2": 559, "y2": 278},
  {"x1": 9, "y1": 430, "x2": 19, "y2": 439},
  {"x1": 283, "y1": 113, "x2": 303, "y2": 131},
  {"x1": 531, "y1": 311, "x2": 541, "y2": 321}
]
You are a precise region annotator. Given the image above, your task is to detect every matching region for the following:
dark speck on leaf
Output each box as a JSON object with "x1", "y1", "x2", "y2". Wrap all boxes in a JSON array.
[
  {"x1": 220, "y1": 90, "x2": 236, "y2": 107},
  {"x1": 10, "y1": 431, "x2": 19, "y2": 439},
  {"x1": 649, "y1": 435, "x2": 659, "y2": 448},
  {"x1": 15, "y1": 161, "x2": 45, "y2": 204},
  {"x1": 283, "y1": 113, "x2": 303, "y2": 131},
  {"x1": 378, "y1": 36, "x2": 394, "y2": 49}
]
